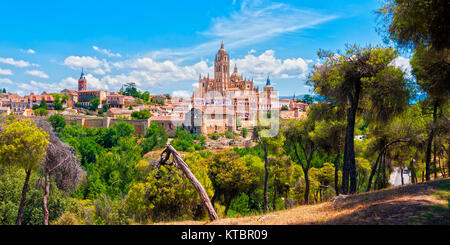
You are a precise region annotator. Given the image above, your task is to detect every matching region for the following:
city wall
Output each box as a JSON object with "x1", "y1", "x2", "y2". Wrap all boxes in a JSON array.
[{"x1": 64, "y1": 116, "x2": 150, "y2": 136}]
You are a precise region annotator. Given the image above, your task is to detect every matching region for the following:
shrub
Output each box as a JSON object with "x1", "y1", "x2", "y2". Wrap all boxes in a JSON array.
[
  {"x1": 48, "y1": 114, "x2": 66, "y2": 132},
  {"x1": 225, "y1": 130, "x2": 235, "y2": 139},
  {"x1": 241, "y1": 128, "x2": 248, "y2": 138},
  {"x1": 208, "y1": 133, "x2": 219, "y2": 140}
]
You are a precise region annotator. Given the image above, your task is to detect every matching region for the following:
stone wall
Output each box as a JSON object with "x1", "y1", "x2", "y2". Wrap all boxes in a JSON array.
[
  {"x1": 63, "y1": 116, "x2": 150, "y2": 136},
  {"x1": 110, "y1": 118, "x2": 150, "y2": 136}
]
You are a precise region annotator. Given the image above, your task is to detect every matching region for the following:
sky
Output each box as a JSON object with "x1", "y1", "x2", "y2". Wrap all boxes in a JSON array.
[{"x1": 0, "y1": 0, "x2": 412, "y2": 97}]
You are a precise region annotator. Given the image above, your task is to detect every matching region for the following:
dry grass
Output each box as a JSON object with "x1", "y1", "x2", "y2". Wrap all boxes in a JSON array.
[{"x1": 155, "y1": 178, "x2": 449, "y2": 225}]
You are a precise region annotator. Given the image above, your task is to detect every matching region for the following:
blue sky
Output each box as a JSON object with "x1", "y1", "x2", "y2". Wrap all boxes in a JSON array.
[{"x1": 0, "y1": 0, "x2": 410, "y2": 97}]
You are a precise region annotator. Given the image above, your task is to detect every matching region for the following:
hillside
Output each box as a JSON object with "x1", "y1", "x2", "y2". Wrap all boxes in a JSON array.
[{"x1": 159, "y1": 179, "x2": 449, "y2": 225}]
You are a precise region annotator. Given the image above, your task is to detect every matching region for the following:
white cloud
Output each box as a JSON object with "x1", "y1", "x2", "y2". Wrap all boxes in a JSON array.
[
  {"x1": 231, "y1": 50, "x2": 309, "y2": 79},
  {"x1": 18, "y1": 80, "x2": 56, "y2": 92},
  {"x1": 0, "y1": 78, "x2": 13, "y2": 84},
  {"x1": 59, "y1": 77, "x2": 78, "y2": 89},
  {"x1": 248, "y1": 49, "x2": 256, "y2": 54},
  {"x1": 93, "y1": 46, "x2": 122, "y2": 58},
  {"x1": 63, "y1": 56, "x2": 110, "y2": 75},
  {"x1": 26, "y1": 70, "x2": 49, "y2": 79},
  {"x1": 0, "y1": 57, "x2": 36, "y2": 68},
  {"x1": 0, "y1": 68, "x2": 13, "y2": 75},
  {"x1": 149, "y1": 2, "x2": 336, "y2": 61},
  {"x1": 173, "y1": 90, "x2": 192, "y2": 98},
  {"x1": 20, "y1": 49, "x2": 36, "y2": 54},
  {"x1": 108, "y1": 58, "x2": 211, "y2": 88},
  {"x1": 390, "y1": 56, "x2": 412, "y2": 78}
]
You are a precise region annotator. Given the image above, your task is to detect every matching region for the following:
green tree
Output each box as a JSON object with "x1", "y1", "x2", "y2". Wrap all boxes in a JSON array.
[
  {"x1": 51, "y1": 94, "x2": 63, "y2": 111},
  {"x1": 103, "y1": 122, "x2": 135, "y2": 148},
  {"x1": 126, "y1": 154, "x2": 213, "y2": 222},
  {"x1": 410, "y1": 46, "x2": 449, "y2": 180},
  {"x1": 86, "y1": 137, "x2": 141, "y2": 199},
  {"x1": 282, "y1": 118, "x2": 317, "y2": 203},
  {"x1": 131, "y1": 109, "x2": 152, "y2": 120},
  {"x1": 47, "y1": 114, "x2": 66, "y2": 132},
  {"x1": 171, "y1": 127, "x2": 195, "y2": 152},
  {"x1": 207, "y1": 150, "x2": 256, "y2": 217},
  {"x1": 0, "y1": 118, "x2": 49, "y2": 225},
  {"x1": 308, "y1": 45, "x2": 411, "y2": 194},
  {"x1": 140, "y1": 91, "x2": 150, "y2": 102},
  {"x1": 377, "y1": 0, "x2": 449, "y2": 52},
  {"x1": 141, "y1": 121, "x2": 168, "y2": 154},
  {"x1": 102, "y1": 103, "x2": 109, "y2": 112},
  {"x1": 124, "y1": 82, "x2": 140, "y2": 98},
  {"x1": 40, "y1": 99, "x2": 48, "y2": 110},
  {"x1": 89, "y1": 97, "x2": 100, "y2": 111},
  {"x1": 303, "y1": 94, "x2": 314, "y2": 104},
  {"x1": 34, "y1": 108, "x2": 49, "y2": 116},
  {"x1": 377, "y1": 0, "x2": 449, "y2": 181},
  {"x1": 308, "y1": 103, "x2": 346, "y2": 195},
  {"x1": 255, "y1": 121, "x2": 285, "y2": 213},
  {"x1": 269, "y1": 156, "x2": 293, "y2": 211}
]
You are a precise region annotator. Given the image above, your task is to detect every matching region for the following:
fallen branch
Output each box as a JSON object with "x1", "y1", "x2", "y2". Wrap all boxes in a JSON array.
[{"x1": 159, "y1": 144, "x2": 219, "y2": 221}]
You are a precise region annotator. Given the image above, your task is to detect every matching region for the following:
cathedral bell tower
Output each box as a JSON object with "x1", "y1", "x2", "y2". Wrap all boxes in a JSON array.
[
  {"x1": 78, "y1": 68, "x2": 87, "y2": 91},
  {"x1": 214, "y1": 42, "x2": 230, "y2": 94}
]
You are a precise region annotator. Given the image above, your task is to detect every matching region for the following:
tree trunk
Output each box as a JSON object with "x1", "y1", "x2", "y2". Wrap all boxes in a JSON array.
[
  {"x1": 334, "y1": 150, "x2": 340, "y2": 196},
  {"x1": 263, "y1": 145, "x2": 269, "y2": 214},
  {"x1": 446, "y1": 157, "x2": 450, "y2": 178},
  {"x1": 284, "y1": 192, "x2": 288, "y2": 209},
  {"x1": 367, "y1": 151, "x2": 381, "y2": 191},
  {"x1": 439, "y1": 157, "x2": 445, "y2": 177},
  {"x1": 374, "y1": 152, "x2": 384, "y2": 191},
  {"x1": 425, "y1": 102, "x2": 438, "y2": 181},
  {"x1": 16, "y1": 169, "x2": 32, "y2": 225},
  {"x1": 42, "y1": 171, "x2": 50, "y2": 225},
  {"x1": 224, "y1": 197, "x2": 232, "y2": 217},
  {"x1": 381, "y1": 156, "x2": 387, "y2": 189},
  {"x1": 304, "y1": 172, "x2": 310, "y2": 204},
  {"x1": 367, "y1": 140, "x2": 409, "y2": 191},
  {"x1": 434, "y1": 137, "x2": 437, "y2": 179},
  {"x1": 343, "y1": 90, "x2": 359, "y2": 194},
  {"x1": 164, "y1": 145, "x2": 218, "y2": 221},
  {"x1": 272, "y1": 177, "x2": 277, "y2": 211},
  {"x1": 410, "y1": 160, "x2": 417, "y2": 184},
  {"x1": 211, "y1": 190, "x2": 218, "y2": 210},
  {"x1": 400, "y1": 167, "x2": 404, "y2": 185}
]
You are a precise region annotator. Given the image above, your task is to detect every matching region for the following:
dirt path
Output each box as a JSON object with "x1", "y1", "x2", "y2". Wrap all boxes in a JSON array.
[{"x1": 157, "y1": 179, "x2": 449, "y2": 225}]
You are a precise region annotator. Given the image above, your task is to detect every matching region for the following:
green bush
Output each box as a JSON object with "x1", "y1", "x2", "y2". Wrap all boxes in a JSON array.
[
  {"x1": 225, "y1": 130, "x2": 235, "y2": 139},
  {"x1": 208, "y1": 133, "x2": 219, "y2": 140},
  {"x1": 241, "y1": 128, "x2": 248, "y2": 138},
  {"x1": 48, "y1": 114, "x2": 66, "y2": 132}
]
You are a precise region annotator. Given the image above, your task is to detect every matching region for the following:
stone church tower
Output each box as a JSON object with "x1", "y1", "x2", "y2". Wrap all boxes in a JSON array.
[
  {"x1": 214, "y1": 41, "x2": 230, "y2": 94},
  {"x1": 78, "y1": 68, "x2": 87, "y2": 91}
]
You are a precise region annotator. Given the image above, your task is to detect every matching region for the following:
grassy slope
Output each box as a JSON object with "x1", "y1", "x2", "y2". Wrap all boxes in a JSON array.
[{"x1": 158, "y1": 178, "x2": 449, "y2": 225}]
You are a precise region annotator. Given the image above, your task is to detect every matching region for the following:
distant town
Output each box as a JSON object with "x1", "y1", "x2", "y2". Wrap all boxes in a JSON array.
[{"x1": 0, "y1": 43, "x2": 314, "y2": 138}]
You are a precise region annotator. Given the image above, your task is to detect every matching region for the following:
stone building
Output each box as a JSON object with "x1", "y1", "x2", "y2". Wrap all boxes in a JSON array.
[
  {"x1": 75, "y1": 69, "x2": 109, "y2": 108},
  {"x1": 180, "y1": 43, "x2": 279, "y2": 135},
  {"x1": 106, "y1": 93, "x2": 135, "y2": 108}
]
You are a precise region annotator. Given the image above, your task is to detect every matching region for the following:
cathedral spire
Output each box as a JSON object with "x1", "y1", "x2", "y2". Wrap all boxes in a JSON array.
[
  {"x1": 221, "y1": 40, "x2": 224, "y2": 49},
  {"x1": 80, "y1": 68, "x2": 85, "y2": 79},
  {"x1": 266, "y1": 74, "x2": 271, "y2": 86}
]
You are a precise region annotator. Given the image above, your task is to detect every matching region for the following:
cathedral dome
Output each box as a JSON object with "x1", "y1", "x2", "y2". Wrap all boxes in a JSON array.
[{"x1": 231, "y1": 64, "x2": 241, "y2": 80}]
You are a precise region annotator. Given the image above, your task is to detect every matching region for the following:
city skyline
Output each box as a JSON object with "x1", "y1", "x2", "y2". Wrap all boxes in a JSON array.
[{"x1": 0, "y1": 0, "x2": 410, "y2": 97}]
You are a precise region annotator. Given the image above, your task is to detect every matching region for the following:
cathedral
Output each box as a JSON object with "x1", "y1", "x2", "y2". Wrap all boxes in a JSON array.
[
  {"x1": 197, "y1": 42, "x2": 258, "y2": 97},
  {"x1": 187, "y1": 42, "x2": 278, "y2": 135}
]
